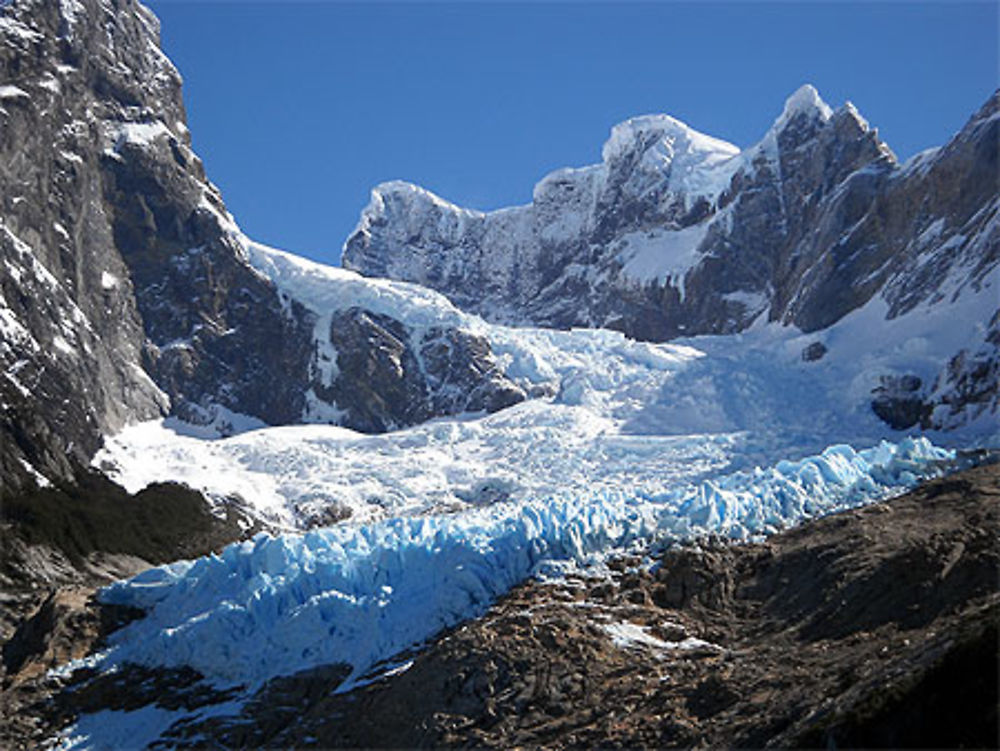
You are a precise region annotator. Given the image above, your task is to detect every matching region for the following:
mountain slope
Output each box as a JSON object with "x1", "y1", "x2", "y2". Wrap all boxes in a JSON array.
[
  {"x1": 0, "y1": 4, "x2": 996, "y2": 749},
  {"x1": 3, "y1": 1, "x2": 992, "y2": 498}
]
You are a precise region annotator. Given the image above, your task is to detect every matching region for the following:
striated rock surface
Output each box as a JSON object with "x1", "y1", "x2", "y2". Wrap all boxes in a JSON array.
[
  {"x1": 0, "y1": 0, "x2": 172, "y2": 492},
  {"x1": 0, "y1": 0, "x2": 522, "y2": 492}
]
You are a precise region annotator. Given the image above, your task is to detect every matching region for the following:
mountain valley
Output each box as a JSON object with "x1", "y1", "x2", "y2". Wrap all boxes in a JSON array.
[{"x1": 0, "y1": 0, "x2": 997, "y2": 747}]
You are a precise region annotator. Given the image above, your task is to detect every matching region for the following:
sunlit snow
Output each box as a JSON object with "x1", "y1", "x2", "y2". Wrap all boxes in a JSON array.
[{"x1": 95, "y1": 240, "x2": 997, "y2": 529}]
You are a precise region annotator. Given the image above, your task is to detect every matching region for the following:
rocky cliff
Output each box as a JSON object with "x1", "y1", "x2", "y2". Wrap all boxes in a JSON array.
[{"x1": 0, "y1": 0, "x2": 522, "y2": 493}]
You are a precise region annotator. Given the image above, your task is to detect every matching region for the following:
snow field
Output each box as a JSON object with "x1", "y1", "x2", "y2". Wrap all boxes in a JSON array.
[
  {"x1": 95, "y1": 307, "x2": 725, "y2": 528},
  {"x1": 94, "y1": 256, "x2": 997, "y2": 533}
]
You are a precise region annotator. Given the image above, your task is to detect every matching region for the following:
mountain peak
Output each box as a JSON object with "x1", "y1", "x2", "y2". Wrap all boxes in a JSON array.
[
  {"x1": 775, "y1": 84, "x2": 833, "y2": 130},
  {"x1": 369, "y1": 180, "x2": 470, "y2": 213},
  {"x1": 601, "y1": 112, "x2": 739, "y2": 167}
]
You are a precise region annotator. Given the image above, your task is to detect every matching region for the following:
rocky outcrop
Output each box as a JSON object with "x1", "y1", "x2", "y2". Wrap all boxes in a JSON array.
[
  {"x1": 0, "y1": 468, "x2": 256, "y2": 748},
  {"x1": 926, "y1": 310, "x2": 1000, "y2": 429},
  {"x1": 321, "y1": 308, "x2": 525, "y2": 433},
  {"x1": 884, "y1": 309, "x2": 1000, "y2": 432},
  {"x1": 0, "y1": 0, "x2": 523, "y2": 492}
]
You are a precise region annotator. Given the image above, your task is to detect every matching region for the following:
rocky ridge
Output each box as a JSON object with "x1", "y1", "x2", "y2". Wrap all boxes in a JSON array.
[
  {"x1": 0, "y1": 0, "x2": 523, "y2": 494},
  {"x1": 344, "y1": 87, "x2": 997, "y2": 339},
  {"x1": 343, "y1": 88, "x2": 999, "y2": 430}
]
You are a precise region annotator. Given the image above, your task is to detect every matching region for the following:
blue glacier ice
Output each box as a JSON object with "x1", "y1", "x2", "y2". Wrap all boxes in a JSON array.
[{"x1": 99, "y1": 437, "x2": 951, "y2": 689}]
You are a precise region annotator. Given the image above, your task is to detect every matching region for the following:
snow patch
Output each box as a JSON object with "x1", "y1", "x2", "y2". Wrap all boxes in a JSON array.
[
  {"x1": 604, "y1": 622, "x2": 720, "y2": 654},
  {"x1": 0, "y1": 309, "x2": 35, "y2": 353},
  {"x1": 58, "y1": 0, "x2": 84, "y2": 36},
  {"x1": 0, "y1": 84, "x2": 29, "y2": 100},
  {"x1": 51, "y1": 334, "x2": 75, "y2": 356},
  {"x1": 38, "y1": 74, "x2": 61, "y2": 94},
  {"x1": 109, "y1": 120, "x2": 170, "y2": 152},
  {"x1": 0, "y1": 16, "x2": 44, "y2": 43},
  {"x1": 246, "y1": 240, "x2": 468, "y2": 333},
  {"x1": 18, "y1": 456, "x2": 51, "y2": 487},
  {"x1": 618, "y1": 223, "x2": 709, "y2": 297},
  {"x1": 722, "y1": 289, "x2": 768, "y2": 311},
  {"x1": 775, "y1": 84, "x2": 833, "y2": 130}
]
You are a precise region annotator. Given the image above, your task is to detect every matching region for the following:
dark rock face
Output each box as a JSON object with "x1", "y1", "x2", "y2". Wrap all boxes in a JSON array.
[
  {"x1": 321, "y1": 308, "x2": 525, "y2": 433},
  {"x1": 0, "y1": 466, "x2": 256, "y2": 720},
  {"x1": 871, "y1": 374, "x2": 928, "y2": 430},
  {"x1": 800, "y1": 341, "x2": 827, "y2": 362},
  {"x1": 928, "y1": 321, "x2": 1000, "y2": 428},
  {"x1": 0, "y1": 0, "x2": 523, "y2": 492},
  {"x1": 0, "y1": 467, "x2": 256, "y2": 748},
  {"x1": 0, "y1": 0, "x2": 170, "y2": 492},
  {"x1": 98, "y1": 135, "x2": 317, "y2": 427}
]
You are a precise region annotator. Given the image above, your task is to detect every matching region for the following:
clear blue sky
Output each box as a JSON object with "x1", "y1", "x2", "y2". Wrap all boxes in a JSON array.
[{"x1": 146, "y1": 1, "x2": 998, "y2": 266}]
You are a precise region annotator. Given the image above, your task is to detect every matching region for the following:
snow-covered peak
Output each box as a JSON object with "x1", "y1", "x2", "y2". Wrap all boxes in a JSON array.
[
  {"x1": 346, "y1": 180, "x2": 489, "y2": 258},
  {"x1": 597, "y1": 112, "x2": 742, "y2": 205},
  {"x1": 745, "y1": 84, "x2": 837, "y2": 163},
  {"x1": 774, "y1": 84, "x2": 834, "y2": 130},
  {"x1": 601, "y1": 112, "x2": 740, "y2": 169},
  {"x1": 368, "y1": 180, "x2": 484, "y2": 217}
]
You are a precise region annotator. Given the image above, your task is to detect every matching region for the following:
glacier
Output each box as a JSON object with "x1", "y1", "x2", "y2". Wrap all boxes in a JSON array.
[
  {"x1": 95, "y1": 236, "x2": 998, "y2": 529},
  {"x1": 97, "y1": 436, "x2": 949, "y2": 692}
]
